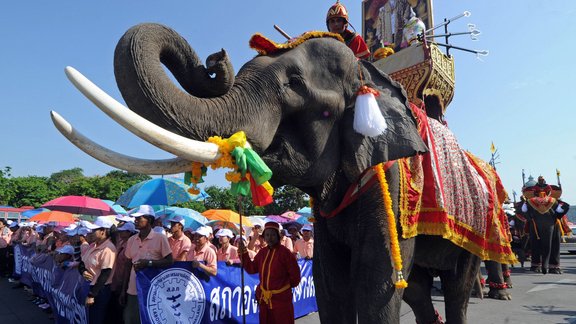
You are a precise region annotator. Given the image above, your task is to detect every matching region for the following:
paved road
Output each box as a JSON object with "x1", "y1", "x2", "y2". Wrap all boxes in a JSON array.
[
  {"x1": 298, "y1": 246, "x2": 576, "y2": 324},
  {"x1": 2, "y1": 247, "x2": 575, "y2": 323}
]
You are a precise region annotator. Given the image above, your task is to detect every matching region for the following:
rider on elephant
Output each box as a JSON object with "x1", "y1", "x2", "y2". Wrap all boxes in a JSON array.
[
  {"x1": 326, "y1": 1, "x2": 370, "y2": 59},
  {"x1": 521, "y1": 185, "x2": 570, "y2": 274}
]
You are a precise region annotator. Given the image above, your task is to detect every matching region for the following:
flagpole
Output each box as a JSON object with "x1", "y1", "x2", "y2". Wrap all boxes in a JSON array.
[
  {"x1": 237, "y1": 195, "x2": 246, "y2": 324},
  {"x1": 556, "y1": 169, "x2": 562, "y2": 189}
]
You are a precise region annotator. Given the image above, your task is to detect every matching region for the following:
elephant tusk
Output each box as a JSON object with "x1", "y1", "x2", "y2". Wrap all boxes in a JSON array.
[
  {"x1": 50, "y1": 111, "x2": 193, "y2": 175},
  {"x1": 64, "y1": 66, "x2": 222, "y2": 163}
]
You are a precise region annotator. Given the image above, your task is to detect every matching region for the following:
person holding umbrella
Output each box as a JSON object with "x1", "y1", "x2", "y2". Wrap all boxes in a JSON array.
[
  {"x1": 239, "y1": 221, "x2": 301, "y2": 324},
  {"x1": 124, "y1": 205, "x2": 173, "y2": 324},
  {"x1": 80, "y1": 216, "x2": 116, "y2": 324}
]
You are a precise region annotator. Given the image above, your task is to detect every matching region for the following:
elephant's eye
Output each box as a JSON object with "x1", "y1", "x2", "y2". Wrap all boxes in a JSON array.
[{"x1": 287, "y1": 75, "x2": 305, "y2": 88}]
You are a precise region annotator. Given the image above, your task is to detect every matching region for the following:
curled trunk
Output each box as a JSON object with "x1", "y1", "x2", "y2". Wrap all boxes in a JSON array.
[{"x1": 113, "y1": 23, "x2": 278, "y2": 149}]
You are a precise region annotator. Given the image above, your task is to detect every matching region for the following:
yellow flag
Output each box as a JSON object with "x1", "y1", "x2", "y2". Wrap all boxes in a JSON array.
[{"x1": 490, "y1": 142, "x2": 496, "y2": 154}]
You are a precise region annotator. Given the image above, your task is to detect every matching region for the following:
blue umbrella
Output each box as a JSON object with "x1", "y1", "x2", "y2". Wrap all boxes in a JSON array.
[
  {"x1": 156, "y1": 207, "x2": 208, "y2": 231},
  {"x1": 21, "y1": 208, "x2": 50, "y2": 219},
  {"x1": 116, "y1": 178, "x2": 196, "y2": 208},
  {"x1": 102, "y1": 200, "x2": 128, "y2": 215}
]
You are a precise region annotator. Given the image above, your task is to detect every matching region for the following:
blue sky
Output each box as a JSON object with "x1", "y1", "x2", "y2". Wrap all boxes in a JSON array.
[{"x1": 1, "y1": 0, "x2": 574, "y2": 204}]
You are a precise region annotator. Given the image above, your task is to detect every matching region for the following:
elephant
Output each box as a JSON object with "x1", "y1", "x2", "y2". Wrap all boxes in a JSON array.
[
  {"x1": 520, "y1": 194, "x2": 570, "y2": 274},
  {"x1": 483, "y1": 260, "x2": 512, "y2": 300},
  {"x1": 52, "y1": 23, "x2": 514, "y2": 323}
]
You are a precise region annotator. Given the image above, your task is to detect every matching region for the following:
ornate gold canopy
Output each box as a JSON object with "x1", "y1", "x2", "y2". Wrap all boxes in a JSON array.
[{"x1": 373, "y1": 42, "x2": 455, "y2": 114}]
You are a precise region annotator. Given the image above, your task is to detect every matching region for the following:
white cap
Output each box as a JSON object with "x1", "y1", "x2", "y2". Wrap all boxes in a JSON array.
[
  {"x1": 215, "y1": 228, "x2": 234, "y2": 238},
  {"x1": 170, "y1": 215, "x2": 186, "y2": 226},
  {"x1": 129, "y1": 205, "x2": 156, "y2": 218},
  {"x1": 194, "y1": 226, "x2": 212, "y2": 237},
  {"x1": 84, "y1": 216, "x2": 115, "y2": 230},
  {"x1": 302, "y1": 224, "x2": 313, "y2": 232},
  {"x1": 19, "y1": 222, "x2": 29, "y2": 227},
  {"x1": 117, "y1": 222, "x2": 137, "y2": 233},
  {"x1": 56, "y1": 245, "x2": 75, "y2": 255},
  {"x1": 116, "y1": 214, "x2": 135, "y2": 223},
  {"x1": 9, "y1": 222, "x2": 19, "y2": 228}
]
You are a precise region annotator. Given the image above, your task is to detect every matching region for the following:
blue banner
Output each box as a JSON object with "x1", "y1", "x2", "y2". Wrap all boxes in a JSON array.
[
  {"x1": 13, "y1": 244, "x2": 90, "y2": 324},
  {"x1": 136, "y1": 260, "x2": 317, "y2": 324}
]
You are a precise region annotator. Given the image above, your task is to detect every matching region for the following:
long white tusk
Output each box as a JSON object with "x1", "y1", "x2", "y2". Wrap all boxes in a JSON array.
[
  {"x1": 51, "y1": 111, "x2": 193, "y2": 175},
  {"x1": 65, "y1": 66, "x2": 221, "y2": 163}
]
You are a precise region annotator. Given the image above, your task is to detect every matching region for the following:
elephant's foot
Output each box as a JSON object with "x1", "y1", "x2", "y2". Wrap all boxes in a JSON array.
[
  {"x1": 548, "y1": 268, "x2": 563, "y2": 274},
  {"x1": 530, "y1": 265, "x2": 542, "y2": 273},
  {"x1": 486, "y1": 287, "x2": 512, "y2": 300}
]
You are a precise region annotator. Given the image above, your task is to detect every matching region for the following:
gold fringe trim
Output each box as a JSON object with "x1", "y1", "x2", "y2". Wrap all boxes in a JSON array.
[{"x1": 249, "y1": 31, "x2": 344, "y2": 56}]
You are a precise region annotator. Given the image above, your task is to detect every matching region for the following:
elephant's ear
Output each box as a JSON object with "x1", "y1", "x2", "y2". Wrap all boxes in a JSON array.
[{"x1": 340, "y1": 61, "x2": 428, "y2": 182}]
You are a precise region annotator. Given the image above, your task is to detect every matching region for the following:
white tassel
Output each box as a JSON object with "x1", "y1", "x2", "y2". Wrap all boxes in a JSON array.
[{"x1": 353, "y1": 86, "x2": 387, "y2": 137}]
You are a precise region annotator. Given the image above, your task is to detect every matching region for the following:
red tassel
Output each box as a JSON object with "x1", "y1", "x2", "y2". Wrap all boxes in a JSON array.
[{"x1": 249, "y1": 175, "x2": 273, "y2": 206}]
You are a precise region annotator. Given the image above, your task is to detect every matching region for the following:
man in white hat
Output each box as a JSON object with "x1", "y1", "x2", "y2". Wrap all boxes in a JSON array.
[
  {"x1": 167, "y1": 215, "x2": 192, "y2": 261},
  {"x1": 294, "y1": 224, "x2": 314, "y2": 259},
  {"x1": 215, "y1": 229, "x2": 239, "y2": 265},
  {"x1": 81, "y1": 216, "x2": 117, "y2": 323},
  {"x1": 186, "y1": 226, "x2": 217, "y2": 276},
  {"x1": 110, "y1": 221, "x2": 137, "y2": 322},
  {"x1": 124, "y1": 205, "x2": 173, "y2": 324}
]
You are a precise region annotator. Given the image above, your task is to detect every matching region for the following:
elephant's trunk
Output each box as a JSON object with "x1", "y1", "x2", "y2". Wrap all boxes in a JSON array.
[{"x1": 113, "y1": 23, "x2": 278, "y2": 150}]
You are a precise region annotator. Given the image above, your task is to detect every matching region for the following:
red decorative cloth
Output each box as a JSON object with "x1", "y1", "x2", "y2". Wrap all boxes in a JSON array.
[{"x1": 401, "y1": 104, "x2": 516, "y2": 264}]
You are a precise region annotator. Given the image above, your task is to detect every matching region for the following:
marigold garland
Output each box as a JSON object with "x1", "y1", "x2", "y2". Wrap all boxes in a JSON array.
[{"x1": 375, "y1": 163, "x2": 408, "y2": 289}]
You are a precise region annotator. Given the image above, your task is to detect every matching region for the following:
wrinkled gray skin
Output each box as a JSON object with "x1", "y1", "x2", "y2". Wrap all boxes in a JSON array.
[
  {"x1": 114, "y1": 23, "x2": 482, "y2": 323},
  {"x1": 521, "y1": 201, "x2": 569, "y2": 274},
  {"x1": 484, "y1": 260, "x2": 512, "y2": 300}
]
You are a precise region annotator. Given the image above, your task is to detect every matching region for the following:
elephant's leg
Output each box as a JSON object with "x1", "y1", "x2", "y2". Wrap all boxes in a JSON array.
[
  {"x1": 548, "y1": 225, "x2": 562, "y2": 274},
  {"x1": 313, "y1": 218, "x2": 356, "y2": 324},
  {"x1": 439, "y1": 251, "x2": 481, "y2": 323},
  {"x1": 403, "y1": 264, "x2": 440, "y2": 323},
  {"x1": 484, "y1": 260, "x2": 511, "y2": 300},
  {"x1": 502, "y1": 263, "x2": 513, "y2": 288},
  {"x1": 529, "y1": 232, "x2": 542, "y2": 273}
]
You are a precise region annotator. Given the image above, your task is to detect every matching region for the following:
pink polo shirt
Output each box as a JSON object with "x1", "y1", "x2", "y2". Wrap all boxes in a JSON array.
[
  {"x1": 125, "y1": 231, "x2": 172, "y2": 295},
  {"x1": 216, "y1": 244, "x2": 240, "y2": 263},
  {"x1": 168, "y1": 234, "x2": 192, "y2": 261},
  {"x1": 294, "y1": 238, "x2": 314, "y2": 258},
  {"x1": 187, "y1": 243, "x2": 217, "y2": 273},
  {"x1": 281, "y1": 236, "x2": 294, "y2": 252},
  {"x1": 82, "y1": 238, "x2": 117, "y2": 286}
]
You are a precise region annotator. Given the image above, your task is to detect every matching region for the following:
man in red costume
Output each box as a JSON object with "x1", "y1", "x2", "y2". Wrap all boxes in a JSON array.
[
  {"x1": 326, "y1": 1, "x2": 371, "y2": 59},
  {"x1": 240, "y1": 221, "x2": 301, "y2": 324}
]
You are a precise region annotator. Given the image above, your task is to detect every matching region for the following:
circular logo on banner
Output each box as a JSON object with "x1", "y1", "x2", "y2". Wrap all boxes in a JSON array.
[{"x1": 147, "y1": 268, "x2": 206, "y2": 324}]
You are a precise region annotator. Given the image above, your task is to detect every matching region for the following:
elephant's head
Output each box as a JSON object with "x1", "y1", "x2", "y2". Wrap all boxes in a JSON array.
[{"x1": 54, "y1": 23, "x2": 427, "y2": 213}]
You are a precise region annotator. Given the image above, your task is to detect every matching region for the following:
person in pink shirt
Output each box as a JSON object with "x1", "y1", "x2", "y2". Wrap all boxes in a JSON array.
[
  {"x1": 215, "y1": 229, "x2": 239, "y2": 265},
  {"x1": 248, "y1": 224, "x2": 266, "y2": 253},
  {"x1": 234, "y1": 236, "x2": 256, "y2": 260},
  {"x1": 294, "y1": 224, "x2": 314, "y2": 259},
  {"x1": 167, "y1": 215, "x2": 192, "y2": 261},
  {"x1": 109, "y1": 221, "x2": 136, "y2": 324},
  {"x1": 124, "y1": 205, "x2": 173, "y2": 324},
  {"x1": 81, "y1": 216, "x2": 117, "y2": 324},
  {"x1": 186, "y1": 226, "x2": 217, "y2": 276}
]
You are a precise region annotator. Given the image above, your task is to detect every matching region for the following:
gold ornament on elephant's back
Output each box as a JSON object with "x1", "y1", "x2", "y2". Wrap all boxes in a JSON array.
[{"x1": 373, "y1": 42, "x2": 455, "y2": 114}]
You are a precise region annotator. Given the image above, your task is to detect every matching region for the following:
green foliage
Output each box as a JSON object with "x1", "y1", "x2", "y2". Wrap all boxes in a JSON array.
[
  {"x1": 0, "y1": 166, "x2": 14, "y2": 205},
  {"x1": 264, "y1": 185, "x2": 308, "y2": 215},
  {"x1": 9, "y1": 176, "x2": 56, "y2": 207}
]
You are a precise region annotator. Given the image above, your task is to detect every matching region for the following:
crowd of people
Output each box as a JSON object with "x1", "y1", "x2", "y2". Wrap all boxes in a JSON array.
[{"x1": 0, "y1": 205, "x2": 315, "y2": 324}]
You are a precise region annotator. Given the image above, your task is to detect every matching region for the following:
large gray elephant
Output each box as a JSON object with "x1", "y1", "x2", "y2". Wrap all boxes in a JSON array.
[{"x1": 54, "y1": 23, "x2": 509, "y2": 323}]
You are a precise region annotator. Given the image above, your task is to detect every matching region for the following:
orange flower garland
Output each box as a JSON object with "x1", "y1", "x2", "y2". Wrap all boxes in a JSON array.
[{"x1": 374, "y1": 163, "x2": 408, "y2": 289}]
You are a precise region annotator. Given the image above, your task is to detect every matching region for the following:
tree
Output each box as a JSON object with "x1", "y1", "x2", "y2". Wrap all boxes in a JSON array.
[
  {"x1": 9, "y1": 176, "x2": 57, "y2": 207},
  {"x1": 0, "y1": 166, "x2": 13, "y2": 205},
  {"x1": 264, "y1": 185, "x2": 308, "y2": 215},
  {"x1": 201, "y1": 186, "x2": 264, "y2": 216}
]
